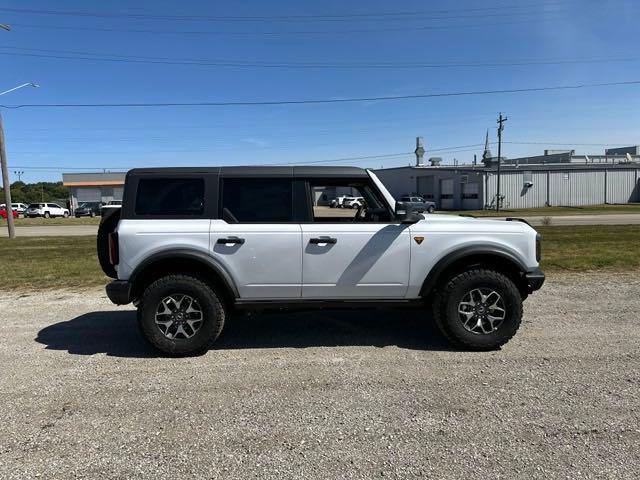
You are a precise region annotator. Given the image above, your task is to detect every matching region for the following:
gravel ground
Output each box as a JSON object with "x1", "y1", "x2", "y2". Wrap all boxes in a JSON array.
[{"x1": 0, "y1": 273, "x2": 639, "y2": 479}]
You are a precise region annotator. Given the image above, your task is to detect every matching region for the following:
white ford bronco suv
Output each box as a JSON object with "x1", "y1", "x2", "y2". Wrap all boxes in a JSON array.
[{"x1": 98, "y1": 166, "x2": 544, "y2": 356}]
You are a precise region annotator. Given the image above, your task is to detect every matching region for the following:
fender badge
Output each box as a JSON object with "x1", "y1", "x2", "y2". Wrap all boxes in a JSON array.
[{"x1": 414, "y1": 236, "x2": 424, "y2": 245}]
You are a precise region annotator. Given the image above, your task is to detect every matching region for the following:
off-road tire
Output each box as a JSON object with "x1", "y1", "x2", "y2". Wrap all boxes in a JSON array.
[
  {"x1": 432, "y1": 269, "x2": 522, "y2": 350},
  {"x1": 138, "y1": 274, "x2": 225, "y2": 356}
]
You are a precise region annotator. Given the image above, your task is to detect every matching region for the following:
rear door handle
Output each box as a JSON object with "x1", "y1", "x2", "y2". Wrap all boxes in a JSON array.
[
  {"x1": 216, "y1": 237, "x2": 245, "y2": 245},
  {"x1": 309, "y1": 237, "x2": 337, "y2": 244}
]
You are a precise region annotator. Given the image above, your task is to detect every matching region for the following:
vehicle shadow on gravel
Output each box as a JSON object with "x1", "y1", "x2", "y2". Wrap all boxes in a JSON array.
[
  {"x1": 35, "y1": 309, "x2": 453, "y2": 357},
  {"x1": 36, "y1": 311, "x2": 159, "y2": 358}
]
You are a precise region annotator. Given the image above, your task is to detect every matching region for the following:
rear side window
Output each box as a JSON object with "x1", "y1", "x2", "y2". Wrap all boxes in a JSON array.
[
  {"x1": 135, "y1": 178, "x2": 205, "y2": 216},
  {"x1": 221, "y1": 178, "x2": 292, "y2": 222}
]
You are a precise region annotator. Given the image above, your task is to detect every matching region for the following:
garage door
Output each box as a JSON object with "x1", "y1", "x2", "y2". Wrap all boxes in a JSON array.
[
  {"x1": 417, "y1": 176, "x2": 435, "y2": 201},
  {"x1": 461, "y1": 182, "x2": 480, "y2": 210},
  {"x1": 77, "y1": 188, "x2": 101, "y2": 202},
  {"x1": 440, "y1": 179, "x2": 454, "y2": 210}
]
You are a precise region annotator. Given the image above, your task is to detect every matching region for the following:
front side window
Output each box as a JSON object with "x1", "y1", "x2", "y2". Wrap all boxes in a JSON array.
[
  {"x1": 310, "y1": 180, "x2": 391, "y2": 223},
  {"x1": 135, "y1": 178, "x2": 205, "y2": 216},
  {"x1": 221, "y1": 177, "x2": 292, "y2": 223}
]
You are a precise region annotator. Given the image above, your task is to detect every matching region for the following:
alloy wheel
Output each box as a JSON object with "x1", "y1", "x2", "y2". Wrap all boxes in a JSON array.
[
  {"x1": 154, "y1": 294, "x2": 204, "y2": 339},
  {"x1": 457, "y1": 288, "x2": 506, "y2": 334}
]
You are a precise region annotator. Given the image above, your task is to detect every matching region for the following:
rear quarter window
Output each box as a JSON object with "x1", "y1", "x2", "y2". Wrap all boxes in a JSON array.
[{"x1": 135, "y1": 178, "x2": 205, "y2": 216}]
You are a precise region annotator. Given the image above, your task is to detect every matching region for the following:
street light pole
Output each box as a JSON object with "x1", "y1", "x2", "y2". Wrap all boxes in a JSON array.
[{"x1": 0, "y1": 82, "x2": 39, "y2": 238}]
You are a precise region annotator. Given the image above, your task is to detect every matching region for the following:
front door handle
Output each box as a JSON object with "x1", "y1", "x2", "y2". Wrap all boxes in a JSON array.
[
  {"x1": 309, "y1": 237, "x2": 337, "y2": 245},
  {"x1": 216, "y1": 237, "x2": 245, "y2": 245}
]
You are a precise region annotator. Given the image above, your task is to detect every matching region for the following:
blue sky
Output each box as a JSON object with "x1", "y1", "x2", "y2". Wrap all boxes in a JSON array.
[{"x1": 1, "y1": 0, "x2": 639, "y2": 182}]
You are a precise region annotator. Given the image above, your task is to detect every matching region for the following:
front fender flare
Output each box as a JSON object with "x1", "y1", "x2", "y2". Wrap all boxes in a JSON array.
[{"x1": 420, "y1": 245, "x2": 528, "y2": 297}]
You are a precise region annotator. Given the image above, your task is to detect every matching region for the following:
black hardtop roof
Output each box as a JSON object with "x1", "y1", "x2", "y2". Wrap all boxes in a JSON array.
[{"x1": 126, "y1": 166, "x2": 369, "y2": 178}]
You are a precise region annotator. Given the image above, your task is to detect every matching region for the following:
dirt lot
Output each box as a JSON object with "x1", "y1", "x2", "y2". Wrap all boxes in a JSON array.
[{"x1": 1, "y1": 273, "x2": 639, "y2": 479}]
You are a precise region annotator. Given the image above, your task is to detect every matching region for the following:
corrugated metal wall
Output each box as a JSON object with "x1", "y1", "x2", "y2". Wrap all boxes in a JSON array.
[
  {"x1": 485, "y1": 168, "x2": 639, "y2": 208},
  {"x1": 486, "y1": 171, "x2": 548, "y2": 209},
  {"x1": 551, "y1": 170, "x2": 606, "y2": 206},
  {"x1": 377, "y1": 166, "x2": 639, "y2": 210},
  {"x1": 606, "y1": 170, "x2": 639, "y2": 203}
]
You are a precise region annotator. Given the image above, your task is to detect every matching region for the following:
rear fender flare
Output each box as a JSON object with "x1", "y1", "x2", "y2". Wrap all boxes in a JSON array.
[{"x1": 129, "y1": 249, "x2": 240, "y2": 300}]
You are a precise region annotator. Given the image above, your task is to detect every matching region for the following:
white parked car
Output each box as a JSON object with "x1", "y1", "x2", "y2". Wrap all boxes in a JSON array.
[
  {"x1": 343, "y1": 196, "x2": 365, "y2": 209},
  {"x1": 329, "y1": 195, "x2": 350, "y2": 208},
  {"x1": 25, "y1": 202, "x2": 69, "y2": 218},
  {"x1": 98, "y1": 166, "x2": 544, "y2": 356},
  {"x1": 101, "y1": 200, "x2": 122, "y2": 214}
]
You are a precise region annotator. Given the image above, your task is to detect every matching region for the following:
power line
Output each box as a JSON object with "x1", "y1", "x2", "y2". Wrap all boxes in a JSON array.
[
  {"x1": 2, "y1": 46, "x2": 635, "y2": 70},
  {"x1": 0, "y1": 2, "x2": 567, "y2": 22},
  {"x1": 3, "y1": 80, "x2": 640, "y2": 109},
  {"x1": 5, "y1": 16, "x2": 566, "y2": 37}
]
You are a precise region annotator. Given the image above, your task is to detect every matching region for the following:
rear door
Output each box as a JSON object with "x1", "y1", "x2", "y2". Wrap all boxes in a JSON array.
[
  {"x1": 301, "y1": 179, "x2": 411, "y2": 298},
  {"x1": 210, "y1": 176, "x2": 302, "y2": 299}
]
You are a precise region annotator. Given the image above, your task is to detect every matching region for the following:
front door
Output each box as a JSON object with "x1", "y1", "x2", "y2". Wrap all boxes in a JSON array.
[
  {"x1": 301, "y1": 180, "x2": 411, "y2": 298},
  {"x1": 301, "y1": 223, "x2": 410, "y2": 298}
]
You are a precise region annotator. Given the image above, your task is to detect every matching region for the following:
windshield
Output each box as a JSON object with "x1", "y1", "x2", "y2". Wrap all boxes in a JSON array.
[{"x1": 366, "y1": 169, "x2": 396, "y2": 211}]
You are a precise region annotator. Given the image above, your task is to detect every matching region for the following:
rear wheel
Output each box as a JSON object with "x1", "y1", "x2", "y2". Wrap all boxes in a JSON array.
[
  {"x1": 138, "y1": 274, "x2": 225, "y2": 356},
  {"x1": 427, "y1": 206, "x2": 435, "y2": 214},
  {"x1": 432, "y1": 269, "x2": 522, "y2": 350},
  {"x1": 44, "y1": 211, "x2": 50, "y2": 218}
]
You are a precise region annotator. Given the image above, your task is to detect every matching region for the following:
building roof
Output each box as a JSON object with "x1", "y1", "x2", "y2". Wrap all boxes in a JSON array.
[
  {"x1": 127, "y1": 166, "x2": 369, "y2": 178},
  {"x1": 62, "y1": 172, "x2": 127, "y2": 186},
  {"x1": 63, "y1": 166, "x2": 370, "y2": 185}
]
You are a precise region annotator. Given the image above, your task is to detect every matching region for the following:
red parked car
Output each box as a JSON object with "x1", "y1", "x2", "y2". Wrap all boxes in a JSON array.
[{"x1": 0, "y1": 206, "x2": 18, "y2": 219}]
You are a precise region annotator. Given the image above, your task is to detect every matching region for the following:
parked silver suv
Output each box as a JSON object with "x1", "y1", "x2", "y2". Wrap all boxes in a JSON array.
[{"x1": 98, "y1": 166, "x2": 544, "y2": 356}]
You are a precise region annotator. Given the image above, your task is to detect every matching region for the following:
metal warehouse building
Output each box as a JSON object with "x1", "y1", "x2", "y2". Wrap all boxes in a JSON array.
[
  {"x1": 62, "y1": 172, "x2": 126, "y2": 211},
  {"x1": 374, "y1": 151, "x2": 640, "y2": 210}
]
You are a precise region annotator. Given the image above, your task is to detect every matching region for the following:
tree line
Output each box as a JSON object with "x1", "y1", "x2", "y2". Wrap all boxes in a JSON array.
[{"x1": 0, "y1": 181, "x2": 69, "y2": 205}]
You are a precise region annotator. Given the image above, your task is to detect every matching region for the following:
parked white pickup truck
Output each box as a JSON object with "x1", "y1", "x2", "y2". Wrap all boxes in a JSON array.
[{"x1": 98, "y1": 166, "x2": 544, "y2": 356}]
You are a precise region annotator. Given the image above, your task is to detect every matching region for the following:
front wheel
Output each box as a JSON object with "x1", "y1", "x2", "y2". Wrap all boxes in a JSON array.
[
  {"x1": 138, "y1": 274, "x2": 226, "y2": 356},
  {"x1": 63, "y1": 211, "x2": 69, "y2": 218},
  {"x1": 432, "y1": 269, "x2": 522, "y2": 350},
  {"x1": 427, "y1": 206, "x2": 435, "y2": 214}
]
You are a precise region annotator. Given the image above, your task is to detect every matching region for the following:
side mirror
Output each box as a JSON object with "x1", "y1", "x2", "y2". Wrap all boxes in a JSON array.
[{"x1": 395, "y1": 201, "x2": 422, "y2": 224}]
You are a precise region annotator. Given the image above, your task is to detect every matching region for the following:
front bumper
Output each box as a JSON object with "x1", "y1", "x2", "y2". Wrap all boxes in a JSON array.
[
  {"x1": 525, "y1": 268, "x2": 545, "y2": 293},
  {"x1": 105, "y1": 280, "x2": 132, "y2": 305}
]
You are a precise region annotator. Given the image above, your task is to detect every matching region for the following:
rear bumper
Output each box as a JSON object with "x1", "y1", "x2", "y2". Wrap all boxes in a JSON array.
[
  {"x1": 105, "y1": 280, "x2": 132, "y2": 305},
  {"x1": 525, "y1": 268, "x2": 545, "y2": 293}
]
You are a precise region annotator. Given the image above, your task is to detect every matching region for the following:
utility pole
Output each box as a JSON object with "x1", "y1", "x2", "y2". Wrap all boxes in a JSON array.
[
  {"x1": 496, "y1": 112, "x2": 508, "y2": 213},
  {"x1": 14, "y1": 170, "x2": 23, "y2": 182},
  {"x1": 0, "y1": 82, "x2": 39, "y2": 238},
  {"x1": 0, "y1": 112, "x2": 15, "y2": 238}
]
